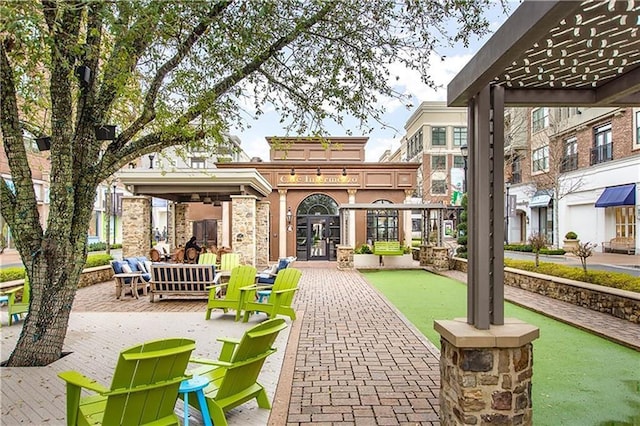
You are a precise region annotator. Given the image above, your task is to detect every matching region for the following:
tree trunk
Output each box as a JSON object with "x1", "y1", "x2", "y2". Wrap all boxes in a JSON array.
[{"x1": 5, "y1": 243, "x2": 85, "y2": 366}]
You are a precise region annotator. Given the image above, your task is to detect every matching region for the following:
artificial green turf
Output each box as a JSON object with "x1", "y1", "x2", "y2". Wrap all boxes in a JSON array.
[{"x1": 363, "y1": 270, "x2": 640, "y2": 426}]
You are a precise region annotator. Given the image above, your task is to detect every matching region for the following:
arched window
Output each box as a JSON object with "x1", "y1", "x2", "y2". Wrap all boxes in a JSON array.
[
  {"x1": 367, "y1": 200, "x2": 398, "y2": 242},
  {"x1": 297, "y1": 194, "x2": 338, "y2": 216}
]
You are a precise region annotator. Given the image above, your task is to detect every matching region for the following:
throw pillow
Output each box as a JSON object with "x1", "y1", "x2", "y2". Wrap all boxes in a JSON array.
[
  {"x1": 137, "y1": 261, "x2": 147, "y2": 273},
  {"x1": 144, "y1": 260, "x2": 153, "y2": 273},
  {"x1": 121, "y1": 263, "x2": 132, "y2": 273}
]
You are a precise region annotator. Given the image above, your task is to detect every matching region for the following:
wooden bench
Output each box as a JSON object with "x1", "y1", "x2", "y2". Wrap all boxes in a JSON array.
[
  {"x1": 373, "y1": 241, "x2": 405, "y2": 266},
  {"x1": 149, "y1": 264, "x2": 216, "y2": 302},
  {"x1": 602, "y1": 237, "x2": 635, "y2": 255}
]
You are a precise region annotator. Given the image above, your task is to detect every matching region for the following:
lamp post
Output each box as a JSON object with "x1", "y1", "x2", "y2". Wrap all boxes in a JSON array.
[
  {"x1": 460, "y1": 144, "x2": 468, "y2": 193},
  {"x1": 111, "y1": 183, "x2": 117, "y2": 249},
  {"x1": 505, "y1": 181, "x2": 511, "y2": 245}
]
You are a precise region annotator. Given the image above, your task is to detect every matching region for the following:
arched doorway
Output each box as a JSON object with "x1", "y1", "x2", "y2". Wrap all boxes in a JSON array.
[{"x1": 295, "y1": 194, "x2": 339, "y2": 261}]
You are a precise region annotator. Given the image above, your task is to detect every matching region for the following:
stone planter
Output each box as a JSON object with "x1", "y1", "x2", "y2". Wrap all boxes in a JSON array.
[
  {"x1": 382, "y1": 254, "x2": 417, "y2": 268},
  {"x1": 353, "y1": 254, "x2": 381, "y2": 268},
  {"x1": 563, "y1": 238, "x2": 580, "y2": 252}
]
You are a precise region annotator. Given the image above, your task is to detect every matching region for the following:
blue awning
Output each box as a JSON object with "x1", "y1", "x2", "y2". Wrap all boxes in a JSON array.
[{"x1": 595, "y1": 184, "x2": 636, "y2": 208}]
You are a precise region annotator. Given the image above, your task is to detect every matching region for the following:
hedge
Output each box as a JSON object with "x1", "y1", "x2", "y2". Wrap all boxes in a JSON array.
[
  {"x1": 504, "y1": 259, "x2": 640, "y2": 293},
  {"x1": 0, "y1": 253, "x2": 113, "y2": 283}
]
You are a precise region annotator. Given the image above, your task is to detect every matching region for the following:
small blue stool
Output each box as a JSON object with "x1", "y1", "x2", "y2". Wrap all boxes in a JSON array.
[
  {"x1": 256, "y1": 290, "x2": 271, "y2": 303},
  {"x1": 179, "y1": 376, "x2": 212, "y2": 426}
]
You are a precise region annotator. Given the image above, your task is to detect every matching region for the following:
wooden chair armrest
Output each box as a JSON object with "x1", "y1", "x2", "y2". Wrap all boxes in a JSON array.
[
  {"x1": 216, "y1": 337, "x2": 241, "y2": 361},
  {"x1": 240, "y1": 284, "x2": 271, "y2": 291},
  {"x1": 205, "y1": 283, "x2": 228, "y2": 290},
  {"x1": 189, "y1": 357, "x2": 232, "y2": 368},
  {"x1": 272, "y1": 287, "x2": 299, "y2": 295},
  {"x1": 58, "y1": 371, "x2": 109, "y2": 394},
  {"x1": 4, "y1": 286, "x2": 24, "y2": 295}
]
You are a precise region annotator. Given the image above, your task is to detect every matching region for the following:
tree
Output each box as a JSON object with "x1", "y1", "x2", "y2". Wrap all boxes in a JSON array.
[
  {"x1": 0, "y1": 1, "x2": 501, "y2": 366},
  {"x1": 528, "y1": 232, "x2": 547, "y2": 268},
  {"x1": 456, "y1": 194, "x2": 468, "y2": 258},
  {"x1": 573, "y1": 241, "x2": 597, "y2": 273}
]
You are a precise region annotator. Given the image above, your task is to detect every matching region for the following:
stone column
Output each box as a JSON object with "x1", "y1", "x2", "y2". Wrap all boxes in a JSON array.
[
  {"x1": 231, "y1": 195, "x2": 257, "y2": 265},
  {"x1": 432, "y1": 246, "x2": 449, "y2": 270},
  {"x1": 122, "y1": 196, "x2": 151, "y2": 258},
  {"x1": 174, "y1": 203, "x2": 188, "y2": 248},
  {"x1": 434, "y1": 318, "x2": 539, "y2": 425},
  {"x1": 279, "y1": 189, "x2": 287, "y2": 258},
  {"x1": 256, "y1": 200, "x2": 270, "y2": 269},
  {"x1": 348, "y1": 189, "x2": 357, "y2": 246},
  {"x1": 420, "y1": 245, "x2": 433, "y2": 266},
  {"x1": 337, "y1": 246, "x2": 354, "y2": 270},
  {"x1": 403, "y1": 190, "x2": 413, "y2": 248}
]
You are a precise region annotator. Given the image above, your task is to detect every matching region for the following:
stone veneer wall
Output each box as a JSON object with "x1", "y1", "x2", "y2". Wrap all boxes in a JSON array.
[
  {"x1": 122, "y1": 196, "x2": 151, "y2": 258},
  {"x1": 432, "y1": 247, "x2": 449, "y2": 270},
  {"x1": 174, "y1": 203, "x2": 188, "y2": 248},
  {"x1": 256, "y1": 201, "x2": 270, "y2": 269},
  {"x1": 452, "y1": 258, "x2": 640, "y2": 324},
  {"x1": 440, "y1": 340, "x2": 534, "y2": 425},
  {"x1": 337, "y1": 246, "x2": 354, "y2": 270},
  {"x1": 420, "y1": 245, "x2": 433, "y2": 266},
  {"x1": 231, "y1": 195, "x2": 257, "y2": 265}
]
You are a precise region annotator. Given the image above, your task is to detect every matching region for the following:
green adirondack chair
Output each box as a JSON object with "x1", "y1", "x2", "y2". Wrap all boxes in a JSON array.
[
  {"x1": 186, "y1": 318, "x2": 288, "y2": 426},
  {"x1": 240, "y1": 267, "x2": 302, "y2": 322},
  {"x1": 205, "y1": 265, "x2": 257, "y2": 321},
  {"x1": 6, "y1": 277, "x2": 29, "y2": 326},
  {"x1": 218, "y1": 252, "x2": 240, "y2": 272},
  {"x1": 198, "y1": 252, "x2": 217, "y2": 265},
  {"x1": 58, "y1": 338, "x2": 196, "y2": 426}
]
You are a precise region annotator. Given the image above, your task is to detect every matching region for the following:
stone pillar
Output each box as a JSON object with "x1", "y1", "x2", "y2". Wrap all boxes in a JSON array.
[
  {"x1": 231, "y1": 195, "x2": 257, "y2": 265},
  {"x1": 432, "y1": 246, "x2": 449, "y2": 270},
  {"x1": 420, "y1": 245, "x2": 433, "y2": 266},
  {"x1": 174, "y1": 203, "x2": 188, "y2": 248},
  {"x1": 337, "y1": 245, "x2": 354, "y2": 270},
  {"x1": 256, "y1": 200, "x2": 270, "y2": 269},
  {"x1": 122, "y1": 196, "x2": 151, "y2": 258},
  {"x1": 403, "y1": 190, "x2": 413, "y2": 248},
  {"x1": 434, "y1": 318, "x2": 539, "y2": 425},
  {"x1": 279, "y1": 189, "x2": 287, "y2": 258},
  {"x1": 348, "y1": 189, "x2": 357, "y2": 246}
]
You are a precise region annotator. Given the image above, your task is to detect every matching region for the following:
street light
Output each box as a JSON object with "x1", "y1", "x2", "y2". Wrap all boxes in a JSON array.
[{"x1": 460, "y1": 144, "x2": 468, "y2": 193}]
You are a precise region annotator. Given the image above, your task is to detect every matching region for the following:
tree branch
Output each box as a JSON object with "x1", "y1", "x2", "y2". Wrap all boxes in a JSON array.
[{"x1": 116, "y1": 1, "x2": 233, "y2": 146}]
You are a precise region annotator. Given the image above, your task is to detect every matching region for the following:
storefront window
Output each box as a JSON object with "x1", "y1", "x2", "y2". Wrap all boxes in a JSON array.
[
  {"x1": 615, "y1": 206, "x2": 636, "y2": 238},
  {"x1": 367, "y1": 200, "x2": 398, "y2": 243},
  {"x1": 297, "y1": 194, "x2": 338, "y2": 215}
]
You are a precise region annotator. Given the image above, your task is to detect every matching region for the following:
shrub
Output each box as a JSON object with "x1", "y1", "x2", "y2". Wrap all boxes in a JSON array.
[
  {"x1": 88, "y1": 241, "x2": 107, "y2": 251},
  {"x1": 403, "y1": 246, "x2": 412, "y2": 254},
  {"x1": 540, "y1": 248, "x2": 566, "y2": 255},
  {"x1": 354, "y1": 243, "x2": 372, "y2": 254},
  {"x1": 565, "y1": 231, "x2": 578, "y2": 240},
  {"x1": 0, "y1": 253, "x2": 113, "y2": 282},
  {"x1": 504, "y1": 244, "x2": 533, "y2": 252},
  {"x1": 504, "y1": 259, "x2": 640, "y2": 293}
]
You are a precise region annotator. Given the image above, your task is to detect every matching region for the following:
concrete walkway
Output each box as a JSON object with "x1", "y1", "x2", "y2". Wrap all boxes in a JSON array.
[{"x1": 1, "y1": 261, "x2": 639, "y2": 425}]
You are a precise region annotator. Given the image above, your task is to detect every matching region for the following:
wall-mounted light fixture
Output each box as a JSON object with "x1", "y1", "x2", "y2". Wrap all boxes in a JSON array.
[
  {"x1": 202, "y1": 196, "x2": 213, "y2": 204},
  {"x1": 128, "y1": 162, "x2": 136, "y2": 169},
  {"x1": 148, "y1": 154, "x2": 155, "y2": 169},
  {"x1": 290, "y1": 168, "x2": 295, "y2": 176},
  {"x1": 35, "y1": 136, "x2": 51, "y2": 151},
  {"x1": 342, "y1": 167, "x2": 347, "y2": 177},
  {"x1": 286, "y1": 207, "x2": 293, "y2": 232},
  {"x1": 316, "y1": 167, "x2": 321, "y2": 176},
  {"x1": 190, "y1": 193, "x2": 200, "y2": 202}
]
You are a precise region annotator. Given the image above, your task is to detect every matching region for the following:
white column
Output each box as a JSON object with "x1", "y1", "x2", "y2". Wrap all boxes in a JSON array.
[
  {"x1": 279, "y1": 189, "x2": 287, "y2": 258},
  {"x1": 348, "y1": 189, "x2": 357, "y2": 246},
  {"x1": 404, "y1": 190, "x2": 413, "y2": 248},
  {"x1": 222, "y1": 201, "x2": 230, "y2": 247}
]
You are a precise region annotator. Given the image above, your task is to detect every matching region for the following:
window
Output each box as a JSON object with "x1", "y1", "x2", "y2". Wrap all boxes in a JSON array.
[
  {"x1": 432, "y1": 179, "x2": 446, "y2": 194},
  {"x1": 453, "y1": 155, "x2": 465, "y2": 169},
  {"x1": 635, "y1": 110, "x2": 640, "y2": 145},
  {"x1": 366, "y1": 200, "x2": 398, "y2": 242},
  {"x1": 592, "y1": 124, "x2": 612, "y2": 165},
  {"x1": 615, "y1": 206, "x2": 636, "y2": 238},
  {"x1": 407, "y1": 129, "x2": 423, "y2": 159},
  {"x1": 511, "y1": 155, "x2": 522, "y2": 183},
  {"x1": 431, "y1": 155, "x2": 446, "y2": 170},
  {"x1": 453, "y1": 127, "x2": 467, "y2": 146},
  {"x1": 561, "y1": 137, "x2": 578, "y2": 172},
  {"x1": 432, "y1": 127, "x2": 446, "y2": 146},
  {"x1": 532, "y1": 146, "x2": 549, "y2": 172},
  {"x1": 191, "y1": 158, "x2": 206, "y2": 168},
  {"x1": 532, "y1": 108, "x2": 549, "y2": 133}
]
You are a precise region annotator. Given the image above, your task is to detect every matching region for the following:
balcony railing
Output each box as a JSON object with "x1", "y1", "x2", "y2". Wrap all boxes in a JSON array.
[
  {"x1": 560, "y1": 153, "x2": 578, "y2": 172},
  {"x1": 510, "y1": 171, "x2": 522, "y2": 184},
  {"x1": 591, "y1": 143, "x2": 613, "y2": 165}
]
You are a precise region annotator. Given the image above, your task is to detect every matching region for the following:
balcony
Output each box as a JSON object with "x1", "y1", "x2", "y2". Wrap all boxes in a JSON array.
[
  {"x1": 591, "y1": 143, "x2": 613, "y2": 165},
  {"x1": 510, "y1": 171, "x2": 522, "y2": 184},
  {"x1": 560, "y1": 153, "x2": 578, "y2": 172}
]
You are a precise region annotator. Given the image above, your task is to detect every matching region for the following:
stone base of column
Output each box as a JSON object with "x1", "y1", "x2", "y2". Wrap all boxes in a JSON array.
[
  {"x1": 432, "y1": 247, "x2": 449, "y2": 270},
  {"x1": 419, "y1": 245, "x2": 433, "y2": 266},
  {"x1": 434, "y1": 318, "x2": 539, "y2": 425},
  {"x1": 337, "y1": 246, "x2": 354, "y2": 270}
]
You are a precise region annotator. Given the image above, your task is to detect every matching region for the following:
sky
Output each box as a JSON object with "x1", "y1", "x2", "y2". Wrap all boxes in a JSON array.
[{"x1": 233, "y1": 2, "x2": 517, "y2": 163}]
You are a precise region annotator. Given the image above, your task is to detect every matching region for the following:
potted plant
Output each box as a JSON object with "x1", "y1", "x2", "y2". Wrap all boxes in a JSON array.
[{"x1": 563, "y1": 231, "x2": 580, "y2": 251}]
